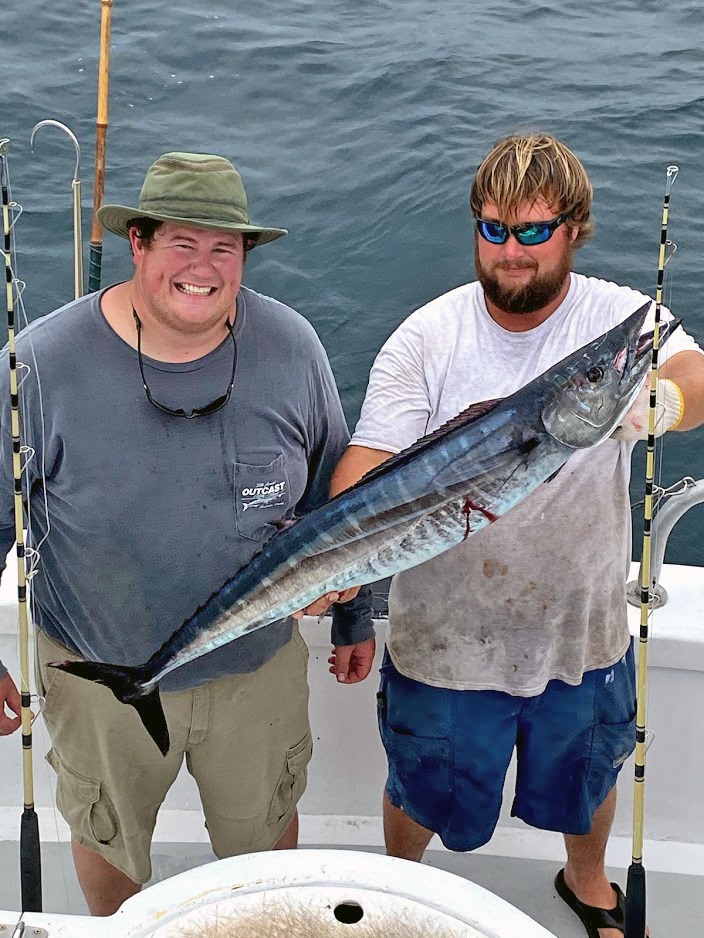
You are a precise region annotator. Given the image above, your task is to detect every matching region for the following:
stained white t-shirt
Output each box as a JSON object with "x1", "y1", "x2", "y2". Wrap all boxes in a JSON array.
[{"x1": 351, "y1": 273, "x2": 702, "y2": 695}]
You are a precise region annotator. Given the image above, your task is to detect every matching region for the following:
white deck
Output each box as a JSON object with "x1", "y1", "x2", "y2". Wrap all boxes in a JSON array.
[{"x1": 1, "y1": 560, "x2": 704, "y2": 934}]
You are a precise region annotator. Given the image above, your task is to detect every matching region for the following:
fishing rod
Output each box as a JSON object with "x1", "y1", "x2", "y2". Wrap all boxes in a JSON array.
[
  {"x1": 88, "y1": 0, "x2": 113, "y2": 293},
  {"x1": 624, "y1": 163, "x2": 679, "y2": 938},
  {"x1": 30, "y1": 120, "x2": 84, "y2": 300},
  {"x1": 0, "y1": 137, "x2": 42, "y2": 913}
]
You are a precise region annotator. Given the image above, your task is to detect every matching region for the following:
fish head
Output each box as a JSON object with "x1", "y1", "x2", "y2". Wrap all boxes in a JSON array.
[{"x1": 541, "y1": 301, "x2": 680, "y2": 448}]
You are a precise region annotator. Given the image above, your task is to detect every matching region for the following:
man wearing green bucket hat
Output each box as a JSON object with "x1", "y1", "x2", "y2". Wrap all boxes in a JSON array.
[{"x1": 0, "y1": 152, "x2": 375, "y2": 914}]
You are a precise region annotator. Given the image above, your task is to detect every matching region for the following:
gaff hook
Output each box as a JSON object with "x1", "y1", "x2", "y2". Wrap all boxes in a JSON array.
[
  {"x1": 30, "y1": 119, "x2": 80, "y2": 182},
  {"x1": 30, "y1": 120, "x2": 84, "y2": 299}
]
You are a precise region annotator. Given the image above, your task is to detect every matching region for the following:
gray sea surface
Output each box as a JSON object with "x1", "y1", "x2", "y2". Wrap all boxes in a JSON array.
[{"x1": 1, "y1": 0, "x2": 702, "y2": 564}]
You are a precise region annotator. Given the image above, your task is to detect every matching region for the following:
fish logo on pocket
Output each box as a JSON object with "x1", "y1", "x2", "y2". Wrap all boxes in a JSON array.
[{"x1": 241, "y1": 480, "x2": 287, "y2": 512}]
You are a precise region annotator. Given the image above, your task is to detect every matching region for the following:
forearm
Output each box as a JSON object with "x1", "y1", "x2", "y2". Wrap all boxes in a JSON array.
[
  {"x1": 330, "y1": 444, "x2": 394, "y2": 497},
  {"x1": 331, "y1": 585, "x2": 375, "y2": 645},
  {"x1": 324, "y1": 446, "x2": 393, "y2": 642},
  {"x1": 661, "y1": 351, "x2": 704, "y2": 431}
]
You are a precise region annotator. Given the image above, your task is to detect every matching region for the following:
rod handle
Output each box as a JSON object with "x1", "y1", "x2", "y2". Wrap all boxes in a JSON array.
[
  {"x1": 20, "y1": 807, "x2": 42, "y2": 912},
  {"x1": 624, "y1": 862, "x2": 646, "y2": 938}
]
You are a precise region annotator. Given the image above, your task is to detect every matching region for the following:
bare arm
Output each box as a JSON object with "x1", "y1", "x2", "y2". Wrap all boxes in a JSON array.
[
  {"x1": 329, "y1": 444, "x2": 395, "y2": 497},
  {"x1": 660, "y1": 350, "x2": 704, "y2": 431}
]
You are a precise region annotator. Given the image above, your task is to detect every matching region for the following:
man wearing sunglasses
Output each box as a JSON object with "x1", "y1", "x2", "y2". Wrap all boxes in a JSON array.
[
  {"x1": 0, "y1": 152, "x2": 374, "y2": 915},
  {"x1": 326, "y1": 133, "x2": 704, "y2": 937}
]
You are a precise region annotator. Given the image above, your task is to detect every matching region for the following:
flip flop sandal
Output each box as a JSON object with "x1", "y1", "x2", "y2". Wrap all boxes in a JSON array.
[{"x1": 554, "y1": 867, "x2": 626, "y2": 937}]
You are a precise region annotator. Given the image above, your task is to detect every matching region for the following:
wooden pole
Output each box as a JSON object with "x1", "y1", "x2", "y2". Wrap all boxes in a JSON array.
[{"x1": 88, "y1": 0, "x2": 113, "y2": 293}]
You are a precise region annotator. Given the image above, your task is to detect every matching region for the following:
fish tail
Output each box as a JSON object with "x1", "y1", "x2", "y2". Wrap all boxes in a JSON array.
[{"x1": 48, "y1": 659, "x2": 170, "y2": 756}]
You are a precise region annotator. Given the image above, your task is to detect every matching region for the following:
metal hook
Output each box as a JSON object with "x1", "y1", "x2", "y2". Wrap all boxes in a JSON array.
[
  {"x1": 30, "y1": 120, "x2": 81, "y2": 182},
  {"x1": 30, "y1": 120, "x2": 84, "y2": 298}
]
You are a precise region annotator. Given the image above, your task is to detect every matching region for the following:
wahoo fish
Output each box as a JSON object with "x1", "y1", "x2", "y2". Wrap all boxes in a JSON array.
[{"x1": 51, "y1": 303, "x2": 677, "y2": 754}]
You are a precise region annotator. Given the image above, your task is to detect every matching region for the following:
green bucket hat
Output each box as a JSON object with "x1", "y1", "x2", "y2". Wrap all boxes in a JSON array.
[{"x1": 96, "y1": 151, "x2": 287, "y2": 247}]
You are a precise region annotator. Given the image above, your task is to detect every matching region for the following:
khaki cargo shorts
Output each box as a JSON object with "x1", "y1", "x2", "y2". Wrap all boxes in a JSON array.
[{"x1": 35, "y1": 627, "x2": 312, "y2": 884}]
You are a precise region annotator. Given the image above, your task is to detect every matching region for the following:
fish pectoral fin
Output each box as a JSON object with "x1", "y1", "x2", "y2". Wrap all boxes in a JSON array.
[
  {"x1": 272, "y1": 517, "x2": 298, "y2": 531},
  {"x1": 544, "y1": 465, "x2": 564, "y2": 484}
]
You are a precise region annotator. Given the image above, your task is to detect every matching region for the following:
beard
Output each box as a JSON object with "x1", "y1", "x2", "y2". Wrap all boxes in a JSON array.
[{"x1": 475, "y1": 248, "x2": 572, "y2": 315}]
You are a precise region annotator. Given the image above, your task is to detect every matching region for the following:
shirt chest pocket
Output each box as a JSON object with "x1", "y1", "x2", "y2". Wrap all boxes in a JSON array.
[{"x1": 234, "y1": 454, "x2": 292, "y2": 541}]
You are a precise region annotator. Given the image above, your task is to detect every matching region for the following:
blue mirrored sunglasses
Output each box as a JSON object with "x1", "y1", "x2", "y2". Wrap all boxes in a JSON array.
[{"x1": 476, "y1": 213, "x2": 570, "y2": 246}]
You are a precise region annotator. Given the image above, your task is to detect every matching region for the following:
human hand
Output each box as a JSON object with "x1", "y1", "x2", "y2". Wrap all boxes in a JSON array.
[
  {"x1": 291, "y1": 586, "x2": 362, "y2": 620},
  {"x1": 0, "y1": 672, "x2": 22, "y2": 736},
  {"x1": 611, "y1": 375, "x2": 683, "y2": 441},
  {"x1": 328, "y1": 637, "x2": 376, "y2": 684}
]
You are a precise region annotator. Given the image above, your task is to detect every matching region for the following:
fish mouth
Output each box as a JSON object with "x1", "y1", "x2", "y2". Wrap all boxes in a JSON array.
[
  {"x1": 613, "y1": 316, "x2": 681, "y2": 381},
  {"x1": 634, "y1": 317, "x2": 681, "y2": 363}
]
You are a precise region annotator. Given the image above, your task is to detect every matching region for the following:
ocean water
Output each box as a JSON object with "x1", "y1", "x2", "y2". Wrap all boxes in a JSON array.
[{"x1": 1, "y1": 0, "x2": 702, "y2": 565}]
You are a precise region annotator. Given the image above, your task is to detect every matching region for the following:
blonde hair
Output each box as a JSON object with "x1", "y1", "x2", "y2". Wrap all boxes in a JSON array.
[{"x1": 470, "y1": 133, "x2": 593, "y2": 246}]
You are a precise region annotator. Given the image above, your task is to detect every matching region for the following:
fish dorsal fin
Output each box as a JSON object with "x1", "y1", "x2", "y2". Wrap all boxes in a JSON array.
[{"x1": 349, "y1": 397, "x2": 504, "y2": 491}]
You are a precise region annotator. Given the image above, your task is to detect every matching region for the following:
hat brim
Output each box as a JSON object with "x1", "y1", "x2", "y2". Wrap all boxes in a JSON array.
[{"x1": 96, "y1": 204, "x2": 287, "y2": 247}]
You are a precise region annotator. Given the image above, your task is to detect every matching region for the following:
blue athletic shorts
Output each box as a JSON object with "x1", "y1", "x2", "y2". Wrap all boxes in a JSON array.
[{"x1": 376, "y1": 642, "x2": 636, "y2": 851}]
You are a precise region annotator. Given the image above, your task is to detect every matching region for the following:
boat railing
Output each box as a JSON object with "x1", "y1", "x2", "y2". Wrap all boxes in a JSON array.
[{"x1": 626, "y1": 476, "x2": 704, "y2": 607}]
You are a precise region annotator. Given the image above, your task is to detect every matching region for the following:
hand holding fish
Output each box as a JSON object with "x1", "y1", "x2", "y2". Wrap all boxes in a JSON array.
[
  {"x1": 328, "y1": 637, "x2": 376, "y2": 684},
  {"x1": 292, "y1": 587, "x2": 362, "y2": 620},
  {"x1": 611, "y1": 373, "x2": 684, "y2": 441},
  {"x1": 0, "y1": 672, "x2": 21, "y2": 736}
]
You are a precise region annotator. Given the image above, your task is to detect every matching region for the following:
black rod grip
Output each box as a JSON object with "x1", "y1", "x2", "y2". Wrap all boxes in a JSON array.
[
  {"x1": 20, "y1": 807, "x2": 42, "y2": 912},
  {"x1": 624, "y1": 862, "x2": 646, "y2": 938}
]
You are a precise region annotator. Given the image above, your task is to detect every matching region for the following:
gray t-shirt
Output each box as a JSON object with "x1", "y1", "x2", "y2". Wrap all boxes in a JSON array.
[{"x1": 0, "y1": 286, "x2": 373, "y2": 689}]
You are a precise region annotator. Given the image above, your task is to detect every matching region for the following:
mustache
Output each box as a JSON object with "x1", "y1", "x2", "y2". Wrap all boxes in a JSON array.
[{"x1": 493, "y1": 260, "x2": 538, "y2": 271}]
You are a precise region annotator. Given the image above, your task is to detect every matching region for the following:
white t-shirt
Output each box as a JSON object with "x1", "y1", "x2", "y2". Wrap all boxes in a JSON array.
[{"x1": 351, "y1": 273, "x2": 702, "y2": 695}]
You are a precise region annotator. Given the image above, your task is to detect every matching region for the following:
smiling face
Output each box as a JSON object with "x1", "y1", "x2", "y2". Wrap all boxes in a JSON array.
[
  {"x1": 130, "y1": 222, "x2": 245, "y2": 335},
  {"x1": 475, "y1": 198, "x2": 578, "y2": 322}
]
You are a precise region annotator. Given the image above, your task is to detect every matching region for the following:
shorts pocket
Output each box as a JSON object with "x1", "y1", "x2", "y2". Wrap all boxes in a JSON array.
[
  {"x1": 234, "y1": 454, "x2": 290, "y2": 541},
  {"x1": 47, "y1": 749, "x2": 120, "y2": 846},
  {"x1": 34, "y1": 631, "x2": 69, "y2": 718},
  {"x1": 587, "y1": 716, "x2": 636, "y2": 803},
  {"x1": 376, "y1": 665, "x2": 452, "y2": 791},
  {"x1": 266, "y1": 731, "x2": 313, "y2": 825},
  {"x1": 380, "y1": 719, "x2": 453, "y2": 830}
]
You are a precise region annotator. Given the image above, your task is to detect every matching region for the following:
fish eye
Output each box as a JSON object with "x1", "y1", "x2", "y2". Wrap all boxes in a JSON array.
[{"x1": 587, "y1": 366, "x2": 604, "y2": 383}]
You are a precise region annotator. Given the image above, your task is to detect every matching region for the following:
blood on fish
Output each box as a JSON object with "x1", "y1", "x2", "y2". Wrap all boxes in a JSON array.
[{"x1": 462, "y1": 497, "x2": 498, "y2": 539}]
